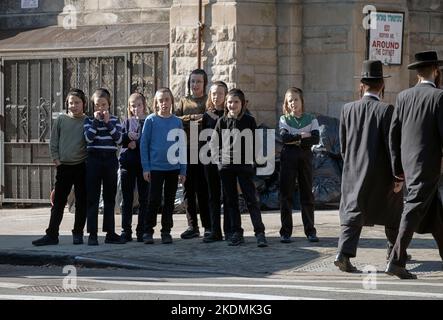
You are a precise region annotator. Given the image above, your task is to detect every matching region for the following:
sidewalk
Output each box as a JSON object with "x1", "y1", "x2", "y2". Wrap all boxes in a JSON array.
[{"x1": 0, "y1": 207, "x2": 442, "y2": 278}]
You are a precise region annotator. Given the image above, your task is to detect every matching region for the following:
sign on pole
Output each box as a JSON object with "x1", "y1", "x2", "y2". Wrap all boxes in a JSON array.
[{"x1": 368, "y1": 11, "x2": 404, "y2": 65}]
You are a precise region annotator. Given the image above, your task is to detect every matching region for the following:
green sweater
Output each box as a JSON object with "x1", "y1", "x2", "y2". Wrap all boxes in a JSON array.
[{"x1": 50, "y1": 113, "x2": 87, "y2": 165}]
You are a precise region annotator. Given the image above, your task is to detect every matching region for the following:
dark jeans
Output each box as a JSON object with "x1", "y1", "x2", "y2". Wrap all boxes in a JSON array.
[
  {"x1": 144, "y1": 170, "x2": 179, "y2": 235},
  {"x1": 46, "y1": 163, "x2": 86, "y2": 238},
  {"x1": 120, "y1": 165, "x2": 149, "y2": 236},
  {"x1": 219, "y1": 165, "x2": 265, "y2": 236},
  {"x1": 279, "y1": 145, "x2": 316, "y2": 237},
  {"x1": 184, "y1": 163, "x2": 211, "y2": 230},
  {"x1": 204, "y1": 164, "x2": 231, "y2": 236},
  {"x1": 86, "y1": 152, "x2": 118, "y2": 234},
  {"x1": 338, "y1": 225, "x2": 399, "y2": 258}
]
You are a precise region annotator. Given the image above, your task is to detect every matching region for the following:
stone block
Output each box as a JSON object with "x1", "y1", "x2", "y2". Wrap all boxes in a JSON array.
[
  {"x1": 171, "y1": 56, "x2": 199, "y2": 76},
  {"x1": 237, "y1": 65, "x2": 255, "y2": 84},
  {"x1": 278, "y1": 43, "x2": 303, "y2": 57},
  {"x1": 140, "y1": 8, "x2": 170, "y2": 23},
  {"x1": 278, "y1": 26, "x2": 302, "y2": 45},
  {"x1": 304, "y1": 92, "x2": 328, "y2": 116},
  {"x1": 278, "y1": 56, "x2": 303, "y2": 75},
  {"x1": 431, "y1": 14, "x2": 443, "y2": 34},
  {"x1": 213, "y1": 42, "x2": 236, "y2": 65},
  {"x1": 278, "y1": 75, "x2": 304, "y2": 97},
  {"x1": 211, "y1": 65, "x2": 236, "y2": 82},
  {"x1": 242, "y1": 48, "x2": 277, "y2": 65},
  {"x1": 211, "y1": 2, "x2": 237, "y2": 26},
  {"x1": 277, "y1": 3, "x2": 303, "y2": 27},
  {"x1": 254, "y1": 110, "x2": 279, "y2": 128},
  {"x1": 247, "y1": 92, "x2": 277, "y2": 111},
  {"x1": 255, "y1": 74, "x2": 277, "y2": 92},
  {"x1": 409, "y1": 12, "x2": 430, "y2": 33},
  {"x1": 303, "y1": 3, "x2": 354, "y2": 27},
  {"x1": 173, "y1": 27, "x2": 198, "y2": 43},
  {"x1": 236, "y1": 3, "x2": 276, "y2": 26},
  {"x1": 237, "y1": 25, "x2": 277, "y2": 49}
]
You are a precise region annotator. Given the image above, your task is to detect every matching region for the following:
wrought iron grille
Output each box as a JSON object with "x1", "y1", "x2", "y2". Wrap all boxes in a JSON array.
[{"x1": 1, "y1": 51, "x2": 166, "y2": 204}]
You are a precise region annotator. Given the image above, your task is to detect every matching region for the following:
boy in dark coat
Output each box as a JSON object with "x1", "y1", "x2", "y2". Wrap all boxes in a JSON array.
[
  {"x1": 386, "y1": 51, "x2": 443, "y2": 279},
  {"x1": 335, "y1": 60, "x2": 404, "y2": 272}
]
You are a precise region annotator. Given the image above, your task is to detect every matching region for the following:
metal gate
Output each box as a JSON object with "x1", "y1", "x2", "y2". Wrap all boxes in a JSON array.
[{"x1": 0, "y1": 50, "x2": 166, "y2": 204}]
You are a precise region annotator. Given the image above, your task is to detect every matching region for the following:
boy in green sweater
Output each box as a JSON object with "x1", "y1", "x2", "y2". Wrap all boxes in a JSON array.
[{"x1": 33, "y1": 89, "x2": 88, "y2": 246}]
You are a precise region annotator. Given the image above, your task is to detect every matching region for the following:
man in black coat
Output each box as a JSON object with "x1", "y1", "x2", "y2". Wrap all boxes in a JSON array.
[
  {"x1": 386, "y1": 51, "x2": 443, "y2": 279},
  {"x1": 335, "y1": 60, "x2": 404, "y2": 272}
]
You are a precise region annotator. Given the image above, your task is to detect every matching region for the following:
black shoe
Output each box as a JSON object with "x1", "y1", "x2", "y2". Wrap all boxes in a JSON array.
[
  {"x1": 334, "y1": 253, "x2": 357, "y2": 272},
  {"x1": 105, "y1": 232, "x2": 125, "y2": 244},
  {"x1": 32, "y1": 235, "x2": 59, "y2": 246},
  {"x1": 72, "y1": 233, "x2": 83, "y2": 245},
  {"x1": 136, "y1": 234, "x2": 144, "y2": 243},
  {"x1": 385, "y1": 263, "x2": 417, "y2": 279},
  {"x1": 88, "y1": 234, "x2": 99, "y2": 246},
  {"x1": 161, "y1": 233, "x2": 173, "y2": 244},
  {"x1": 121, "y1": 231, "x2": 133, "y2": 243},
  {"x1": 143, "y1": 233, "x2": 154, "y2": 244},
  {"x1": 307, "y1": 234, "x2": 319, "y2": 242},
  {"x1": 203, "y1": 228, "x2": 211, "y2": 238},
  {"x1": 203, "y1": 232, "x2": 223, "y2": 243},
  {"x1": 280, "y1": 235, "x2": 291, "y2": 243},
  {"x1": 228, "y1": 233, "x2": 245, "y2": 246},
  {"x1": 180, "y1": 227, "x2": 200, "y2": 239},
  {"x1": 224, "y1": 233, "x2": 233, "y2": 241},
  {"x1": 256, "y1": 233, "x2": 268, "y2": 248}
]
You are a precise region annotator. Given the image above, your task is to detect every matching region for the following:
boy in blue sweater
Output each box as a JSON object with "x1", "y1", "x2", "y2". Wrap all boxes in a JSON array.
[{"x1": 140, "y1": 87, "x2": 186, "y2": 244}]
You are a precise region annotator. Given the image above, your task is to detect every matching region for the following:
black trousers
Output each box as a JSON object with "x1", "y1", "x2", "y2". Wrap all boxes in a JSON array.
[
  {"x1": 184, "y1": 163, "x2": 211, "y2": 230},
  {"x1": 389, "y1": 192, "x2": 443, "y2": 267},
  {"x1": 144, "y1": 170, "x2": 179, "y2": 235},
  {"x1": 279, "y1": 145, "x2": 316, "y2": 237},
  {"x1": 337, "y1": 225, "x2": 399, "y2": 258},
  {"x1": 204, "y1": 164, "x2": 231, "y2": 236},
  {"x1": 219, "y1": 166, "x2": 265, "y2": 236},
  {"x1": 120, "y1": 165, "x2": 149, "y2": 236},
  {"x1": 86, "y1": 152, "x2": 118, "y2": 234},
  {"x1": 46, "y1": 163, "x2": 86, "y2": 237}
]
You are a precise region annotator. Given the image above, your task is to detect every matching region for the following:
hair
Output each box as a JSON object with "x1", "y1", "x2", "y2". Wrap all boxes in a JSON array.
[
  {"x1": 282, "y1": 87, "x2": 304, "y2": 115},
  {"x1": 153, "y1": 87, "x2": 175, "y2": 114},
  {"x1": 65, "y1": 88, "x2": 87, "y2": 113},
  {"x1": 360, "y1": 78, "x2": 385, "y2": 99},
  {"x1": 224, "y1": 88, "x2": 246, "y2": 116},
  {"x1": 127, "y1": 92, "x2": 148, "y2": 118},
  {"x1": 206, "y1": 81, "x2": 228, "y2": 111},
  {"x1": 91, "y1": 88, "x2": 112, "y2": 108},
  {"x1": 417, "y1": 64, "x2": 438, "y2": 78},
  {"x1": 187, "y1": 69, "x2": 208, "y2": 96}
]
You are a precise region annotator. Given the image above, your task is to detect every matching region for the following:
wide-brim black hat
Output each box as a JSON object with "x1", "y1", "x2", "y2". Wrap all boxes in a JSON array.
[
  {"x1": 354, "y1": 60, "x2": 391, "y2": 79},
  {"x1": 408, "y1": 50, "x2": 443, "y2": 70}
]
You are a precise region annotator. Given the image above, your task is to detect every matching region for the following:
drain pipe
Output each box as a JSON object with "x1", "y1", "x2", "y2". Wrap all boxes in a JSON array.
[{"x1": 197, "y1": 0, "x2": 205, "y2": 69}]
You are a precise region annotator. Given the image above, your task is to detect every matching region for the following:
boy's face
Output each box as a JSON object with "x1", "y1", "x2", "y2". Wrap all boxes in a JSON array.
[
  {"x1": 210, "y1": 85, "x2": 226, "y2": 109},
  {"x1": 156, "y1": 92, "x2": 172, "y2": 116},
  {"x1": 129, "y1": 97, "x2": 145, "y2": 118},
  {"x1": 67, "y1": 95, "x2": 84, "y2": 118},
  {"x1": 190, "y1": 74, "x2": 204, "y2": 97},
  {"x1": 226, "y1": 95, "x2": 242, "y2": 118},
  {"x1": 94, "y1": 97, "x2": 110, "y2": 114},
  {"x1": 286, "y1": 92, "x2": 303, "y2": 116}
]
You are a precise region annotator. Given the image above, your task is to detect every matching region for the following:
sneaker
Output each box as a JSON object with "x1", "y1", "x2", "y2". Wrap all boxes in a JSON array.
[
  {"x1": 105, "y1": 232, "x2": 125, "y2": 244},
  {"x1": 88, "y1": 234, "x2": 99, "y2": 246},
  {"x1": 72, "y1": 233, "x2": 84, "y2": 245},
  {"x1": 180, "y1": 227, "x2": 200, "y2": 239},
  {"x1": 256, "y1": 233, "x2": 268, "y2": 248},
  {"x1": 161, "y1": 233, "x2": 173, "y2": 244},
  {"x1": 32, "y1": 235, "x2": 59, "y2": 246},
  {"x1": 143, "y1": 233, "x2": 154, "y2": 244},
  {"x1": 307, "y1": 234, "x2": 319, "y2": 242},
  {"x1": 121, "y1": 231, "x2": 133, "y2": 243},
  {"x1": 203, "y1": 232, "x2": 223, "y2": 243},
  {"x1": 228, "y1": 233, "x2": 245, "y2": 246},
  {"x1": 280, "y1": 235, "x2": 291, "y2": 244}
]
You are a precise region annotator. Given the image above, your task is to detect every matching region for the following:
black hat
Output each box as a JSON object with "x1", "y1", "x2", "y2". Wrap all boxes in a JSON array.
[
  {"x1": 407, "y1": 50, "x2": 443, "y2": 70},
  {"x1": 354, "y1": 60, "x2": 391, "y2": 79}
]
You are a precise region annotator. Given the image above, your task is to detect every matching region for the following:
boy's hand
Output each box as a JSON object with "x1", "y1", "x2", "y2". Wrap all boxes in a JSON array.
[
  {"x1": 103, "y1": 111, "x2": 110, "y2": 123},
  {"x1": 94, "y1": 111, "x2": 102, "y2": 120},
  {"x1": 128, "y1": 131, "x2": 139, "y2": 141},
  {"x1": 393, "y1": 181, "x2": 404, "y2": 193},
  {"x1": 178, "y1": 175, "x2": 186, "y2": 184},
  {"x1": 53, "y1": 159, "x2": 61, "y2": 167},
  {"x1": 143, "y1": 171, "x2": 151, "y2": 182},
  {"x1": 128, "y1": 141, "x2": 136, "y2": 149}
]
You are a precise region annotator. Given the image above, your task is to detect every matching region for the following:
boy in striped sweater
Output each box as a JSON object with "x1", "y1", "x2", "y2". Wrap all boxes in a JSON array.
[{"x1": 84, "y1": 88, "x2": 123, "y2": 245}]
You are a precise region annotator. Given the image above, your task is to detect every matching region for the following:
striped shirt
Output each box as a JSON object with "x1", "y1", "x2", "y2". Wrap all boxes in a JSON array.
[
  {"x1": 84, "y1": 116, "x2": 122, "y2": 152},
  {"x1": 279, "y1": 113, "x2": 319, "y2": 135}
]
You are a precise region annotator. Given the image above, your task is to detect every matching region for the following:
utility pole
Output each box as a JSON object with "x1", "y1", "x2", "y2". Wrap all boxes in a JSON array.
[{"x1": 197, "y1": 0, "x2": 204, "y2": 69}]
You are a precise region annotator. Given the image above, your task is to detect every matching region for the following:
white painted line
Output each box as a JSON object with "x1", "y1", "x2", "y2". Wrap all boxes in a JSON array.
[
  {"x1": 0, "y1": 282, "x2": 26, "y2": 289},
  {"x1": 87, "y1": 289, "x2": 327, "y2": 300},
  {"x1": 0, "y1": 294, "x2": 103, "y2": 300}
]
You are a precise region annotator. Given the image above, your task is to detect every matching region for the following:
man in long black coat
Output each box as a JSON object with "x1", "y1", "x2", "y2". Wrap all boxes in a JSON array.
[
  {"x1": 386, "y1": 51, "x2": 443, "y2": 279},
  {"x1": 335, "y1": 60, "x2": 404, "y2": 272}
]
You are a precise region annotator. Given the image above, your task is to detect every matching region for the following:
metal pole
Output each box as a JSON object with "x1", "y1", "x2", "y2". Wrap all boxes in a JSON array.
[{"x1": 198, "y1": 0, "x2": 204, "y2": 69}]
